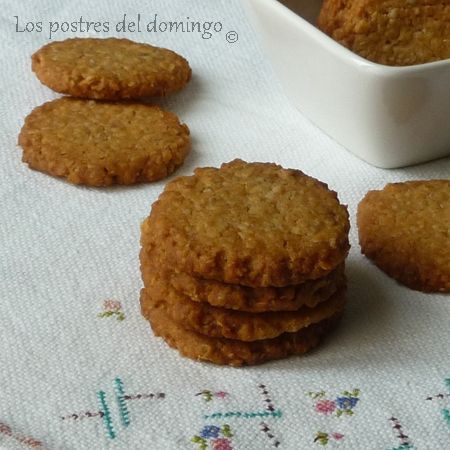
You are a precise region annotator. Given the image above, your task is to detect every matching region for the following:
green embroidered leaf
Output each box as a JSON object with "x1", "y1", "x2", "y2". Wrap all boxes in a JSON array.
[
  {"x1": 343, "y1": 389, "x2": 360, "y2": 398},
  {"x1": 314, "y1": 432, "x2": 329, "y2": 446},
  {"x1": 222, "y1": 424, "x2": 233, "y2": 438},
  {"x1": 308, "y1": 391, "x2": 326, "y2": 399}
]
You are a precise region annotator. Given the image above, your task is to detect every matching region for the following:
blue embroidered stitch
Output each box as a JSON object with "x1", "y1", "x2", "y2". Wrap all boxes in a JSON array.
[
  {"x1": 442, "y1": 409, "x2": 450, "y2": 426},
  {"x1": 114, "y1": 377, "x2": 130, "y2": 428},
  {"x1": 200, "y1": 425, "x2": 221, "y2": 439},
  {"x1": 385, "y1": 445, "x2": 413, "y2": 450},
  {"x1": 62, "y1": 378, "x2": 166, "y2": 441},
  {"x1": 204, "y1": 409, "x2": 282, "y2": 420},
  {"x1": 97, "y1": 391, "x2": 115, "y2": 439}
]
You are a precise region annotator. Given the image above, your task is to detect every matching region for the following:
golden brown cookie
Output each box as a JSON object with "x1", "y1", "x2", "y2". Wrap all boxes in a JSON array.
[
  {"x1": 318, "y1": 0, "x2": 450, "y2": 66},
  {"x1": 140, "y1": 247, "x2": 346, "y2": 312},
  {"x1": 18, "y1": 98, "x2": 190, "y2": 186},
  {"x1": 140, "y1": 280, "x2": 346, "y2": 341},
  {"x1": 358, "y1": 180, "x2": 450, "y2": 292},
  {"x1": 141, "y1": 160, "x2": 350, "y2": 287},
  {"x1": 144, "y1": 307, "x2": 341, "y2": 366},
  {"x1": 32, "y1": 38, "x2": 191, "y2": 99}
]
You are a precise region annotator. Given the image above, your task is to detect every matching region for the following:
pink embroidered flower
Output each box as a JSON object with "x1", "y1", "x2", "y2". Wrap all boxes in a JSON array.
[
  {"x1": 331, "y1": 432, "x2": 344, "y2": 441},
  {"x1": 215, "y1": 391, "x2": 229, "y2": 399},
  {"x1": 212, "y1": 438, "x2": 233, "y2": 450},
  {"x1": 103, "y1": 300, "x2": 122, "y2": 311},
  {"x1": 315, "y1": 399, "x2": 336, "y2": 415}
]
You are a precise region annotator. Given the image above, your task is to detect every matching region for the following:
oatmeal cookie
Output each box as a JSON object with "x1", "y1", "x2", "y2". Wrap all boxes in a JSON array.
[
  {"x1": 32, "y1": 38, "x2": 191, "y2": 99},
  {"x1": 144, "y1": 306, "x2": 341, "y2": 366},
  {"x1": 358, "y1": 180, "x2": 450, "y2": 292},
  {"x1": 141, "y1": 160, "x2": 350, "y2": 287},
  {"x1": 140, "y1": 281, "x2": 346, "y2": 341},
  {"x1": 140, "y1": 247, "x2": 346, "y2": 312},
  {"x1": 19, "y1": 98, "x2": 190, "y2": 186}
]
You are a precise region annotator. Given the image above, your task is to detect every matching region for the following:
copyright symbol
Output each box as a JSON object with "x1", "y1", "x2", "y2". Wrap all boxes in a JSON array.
[{"x1": 226, "y1": 30, "x2": 238, "y2": 43}]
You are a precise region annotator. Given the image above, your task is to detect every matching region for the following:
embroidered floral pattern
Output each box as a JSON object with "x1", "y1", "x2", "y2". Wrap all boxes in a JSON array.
[
  {"x1": 314, "y1": 431, "x2": 344, "y2": 446},
  {"x1": 335, "y1": 393, "x2": 359, "y2": 416},
  {"x1": 196, "y1": 390, "x2": 229, "y2": 402},
  {"x1": 315, "y1": 400, "x2": 336, "y2": 416},
  {"x1": 97, "y1": 300, "x2": 125, "y2": 321},
  {"x1": 309, "y1": 389, "x2": 360, "y2": 417},
  {"x1": 197, "y1": 384, "x2": 281, "y2": 448},
  {"x1": 212, "y1": 438, "x2": 233, "y2": 450},
  {"x1": 200, "y1": 425, "x2": 221, "y2": 439},
  {"x1": 192, "y1": 424, "x2": 233, "y2": 450}
]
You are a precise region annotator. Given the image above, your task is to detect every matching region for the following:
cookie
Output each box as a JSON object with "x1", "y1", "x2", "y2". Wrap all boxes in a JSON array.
[
  {"x1": 140, "y1": 247, "x2": 346, "y2": 312},
  {"x1": 18, "y1": 98, "x2": 190, "y2": 186},
  {"x1": 141, "y1": 160, "x2": 350, "y2": 287},
  {"x1": 32, "y1": 38, "x2": 191, "y2": 99},
  {"x1": 144, "y1": 307, "x2": 341, "y2": 366},
  {"x1": 358, "y1": 180, "x2": 450, "y2": 292},
  {"x1": 140, "y1": 280, "x2": 346, "y2": 341},
  {"x1": 318, "y1": 0, "x2": 450, "y2": 66}
]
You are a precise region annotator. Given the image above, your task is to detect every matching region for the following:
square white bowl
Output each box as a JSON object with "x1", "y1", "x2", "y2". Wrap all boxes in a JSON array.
[{"x1": 243, "y1": 0, "x2": 450, "y2": 168}]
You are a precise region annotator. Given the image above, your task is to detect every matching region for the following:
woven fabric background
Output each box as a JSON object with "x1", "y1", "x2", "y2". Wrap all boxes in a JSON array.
[{"x1": 1, "y1": 0, "x2": 449, "y2": 449}]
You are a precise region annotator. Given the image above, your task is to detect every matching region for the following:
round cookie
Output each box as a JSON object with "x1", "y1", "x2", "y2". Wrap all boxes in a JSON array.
[
  {"x1": 140, "y1": 281, "x2": 346, "y2": 341},
  {"x1": 318, "y1": 0, "x2": 450, "y2": 66},
  {"x1": 18, "y1": 98, "x2": 190, "y2": 186},
  {"x1": 358, "y1": 180, "x2": 450, "y2": 292},
  {"x1": 141, "y1": 160, "x2": 350, "y2": 287},
  {"x1": 144, "y1": 307, "x2": 341, "y2": 366},
  {"x1": 140, "y1": 247, "x2": 346, "y2": 312},
  {"x1": 32, "y1": 38, "x2": 191, "y2": 99}
]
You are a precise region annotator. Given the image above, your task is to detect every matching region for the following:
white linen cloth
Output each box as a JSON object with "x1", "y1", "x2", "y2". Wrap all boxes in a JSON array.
[{"x1": 1, "y1": 0, "x2": 449, "y2": 448}]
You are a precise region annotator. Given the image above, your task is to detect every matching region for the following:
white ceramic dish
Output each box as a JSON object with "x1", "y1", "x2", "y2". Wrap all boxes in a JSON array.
[{"x1": 243, "y1": 0, "x2": 450, "y2": 168}]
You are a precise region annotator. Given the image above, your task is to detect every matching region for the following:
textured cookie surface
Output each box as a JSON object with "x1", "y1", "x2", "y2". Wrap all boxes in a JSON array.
[
  {"x1": 144, "y1": 307, "x2": 341, "y2": 366},
  {"x1": 18, "y1": 98, "x2": 190, "y2": 186},
  {"x1": 141, "y1": 160, "x2": 350, "y2": 287},
  {"x1": 358, "y1": 180, "x2": 450, "y2": 292},
  {"x1": 318, "y1": 0, "x2": 450, "y2": 66},
  {"x1": 140, "y1": 247, "x2": 345, "y2": 312},
  {"x1": 140, "y1": 280, "x2": 346, "y2": 341},
  {"x1": 32, "y1": 38, "x2": 191, "y2": 99}
]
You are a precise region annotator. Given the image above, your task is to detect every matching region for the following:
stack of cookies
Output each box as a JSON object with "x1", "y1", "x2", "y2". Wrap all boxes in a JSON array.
[
  {"x1": 140, "y1": 160, "x2": 350, "y2": 366},
  {"x1": 19, "y1": 38, "x2": 191, "y2": 186},
  {"x1": 318, "y1": 0, "x2": 450, "y2": 66}
]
